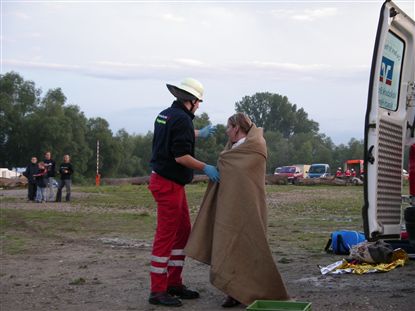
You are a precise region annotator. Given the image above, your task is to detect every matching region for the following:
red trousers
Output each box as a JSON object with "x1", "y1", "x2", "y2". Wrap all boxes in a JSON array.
[{"x1": 148, "y1": 173, "x2": 191, "y2": 293}]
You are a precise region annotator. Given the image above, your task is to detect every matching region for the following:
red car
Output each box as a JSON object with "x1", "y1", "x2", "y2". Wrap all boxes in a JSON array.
[{"x1": 275, "y1": 166, "x2": 303, "y2": 184}]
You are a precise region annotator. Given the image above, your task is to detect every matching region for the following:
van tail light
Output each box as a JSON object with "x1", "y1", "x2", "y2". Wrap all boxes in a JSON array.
[{"x1": 410, "y1": 144, "x2": 415, "y2": 196}]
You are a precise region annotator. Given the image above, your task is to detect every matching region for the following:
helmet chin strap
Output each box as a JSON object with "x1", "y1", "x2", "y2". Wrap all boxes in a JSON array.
[
  {"x1": 189, "y1": 100, "x2": 197, "y2": 113},
  {"x1": 179, "y1": 99, "x2": 197, "y2": 113}
]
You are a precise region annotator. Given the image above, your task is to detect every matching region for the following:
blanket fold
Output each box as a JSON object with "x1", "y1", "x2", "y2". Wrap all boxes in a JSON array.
[{"x1": 185, "y1": 125, "x2": 289, "y2": 305}]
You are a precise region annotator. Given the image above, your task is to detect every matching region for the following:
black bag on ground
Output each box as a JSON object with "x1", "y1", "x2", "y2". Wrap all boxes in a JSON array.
[{"x1": 349, "y1": 240, "x2": 394, "y2": 263}]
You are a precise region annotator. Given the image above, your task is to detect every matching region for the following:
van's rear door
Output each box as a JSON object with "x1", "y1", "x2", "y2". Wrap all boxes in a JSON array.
[{"x1": 363, "y1": 0, "x2": 415, "y2": 240}]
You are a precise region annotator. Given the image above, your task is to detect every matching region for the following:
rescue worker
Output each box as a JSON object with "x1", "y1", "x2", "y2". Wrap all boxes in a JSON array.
[
  {"x1": 345, "y1": 168, "x2": 352, "y2": 182},
  {"x1": 351, "y1": 168, "x2": 357, "y2": 178},
  {"x1": 335, "y1": 167, "x2": 343, "y2": 178},
  {"x1": 345, "y1": 168, "x2": 351, "y2": 178},
  {"x1": 148, "y1": 77, "x2": 220, "y2": 307}
]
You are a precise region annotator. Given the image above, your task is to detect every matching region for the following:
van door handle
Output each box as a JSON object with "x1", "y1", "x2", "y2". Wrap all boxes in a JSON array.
[{"x1": 367, "y1": 145, "x2": 375, "y2": 164}]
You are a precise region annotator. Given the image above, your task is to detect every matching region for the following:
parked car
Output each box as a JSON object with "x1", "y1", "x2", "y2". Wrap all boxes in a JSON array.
[
  {"x1": 275, "y1": 165, "x2": 305, "y2": 184},
  {"x1": 292, "y1": 164, "x2": 311, "y2": 178},
  {"x1": 308, "y1": 163, "x2": 331, "y2": 178},
  {"x1": 274, "y1": 167, "x2": 282, "y2": 175}
]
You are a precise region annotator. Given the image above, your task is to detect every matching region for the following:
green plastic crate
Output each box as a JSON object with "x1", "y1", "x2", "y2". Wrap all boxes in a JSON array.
[{"x1": 246, "y1": 300, "x2": 312, "y2": 311}]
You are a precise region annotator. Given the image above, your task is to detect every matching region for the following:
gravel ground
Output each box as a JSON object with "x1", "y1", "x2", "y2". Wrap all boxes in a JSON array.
[{"x1": 1, "y1": 188, "x2": 415, "y2": 311}]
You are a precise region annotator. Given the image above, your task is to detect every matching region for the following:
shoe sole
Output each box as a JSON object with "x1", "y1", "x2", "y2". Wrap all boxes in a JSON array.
[
  {"x1": 148, "y1": 299, "x2": 182, "y2": 307},
  {"x1": 170, "y1": 295, "x2": 199, "y2": 300},
  {"x1": 167, "y1": 290, "x2": 200, "y2": 300}
]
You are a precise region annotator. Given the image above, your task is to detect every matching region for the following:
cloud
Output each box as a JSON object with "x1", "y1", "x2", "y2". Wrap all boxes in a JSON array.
[
  {"x1": 293, "y1": 8, "x2": 338, "y2": 21},
  {"x1": 94, "y1": 61, "x2": 173, "y2": 70},
  {"x1": 271, "y1": 7, "x2": 338, "y2": 22},
  {"x1": 3, "y1": 58, "x2": 367, "y2": 83},
  {"x1": 250, "y1": 61, "x2": 329, "y2": 72},
  {"x1": 26, "y1": 32, "x2": 42, "y2": 38},
  {"x1": 161, "y1": 13, "x2": 185, "y2": 23},
  {"x1": 0, "y1": 35, "x2": 16, "y2": 44},
  {"x1": 4, "y1": 59, "x2": 82, "y2": 71},
  {"x1": 174, "y1": 58, "x2": 209, "y2": 68},
  {"x1": 13, "y1": 11, "x2": 30, "y2": 20}
]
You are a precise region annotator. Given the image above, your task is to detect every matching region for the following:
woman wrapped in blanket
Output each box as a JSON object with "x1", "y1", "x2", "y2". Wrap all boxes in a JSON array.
[{"x1": 185, "y1": 112, "x2": 290, "y2": 308}]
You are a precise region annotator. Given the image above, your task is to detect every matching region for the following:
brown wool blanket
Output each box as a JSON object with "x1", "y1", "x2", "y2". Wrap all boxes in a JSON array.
[{"x1": 185, "y1": 125, "x2": 289, "y2": 305}]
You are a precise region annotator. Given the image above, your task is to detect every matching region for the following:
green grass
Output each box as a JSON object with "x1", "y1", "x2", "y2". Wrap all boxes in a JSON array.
[
  {"x1": 1, "y1": 184, "x2": 367, "y2": 255},
  {"x1": 0, "y1": 234, "x2": 26, "y2": 254},
  {"x1": 0, "y1": 207, "x2": 155, "y2": 254},
  {"x1": 72, "y1": 184, "x2": 155, "y2": 209},
  {"x1": 72, "y1": 183, "x2": 208, "y2": 212},
  {"x1": 0, "y1": 196, "x2": 22, "y2": 203},
  {"x1": 266, "y1": 185, "x2": 364, "y2": 253}
]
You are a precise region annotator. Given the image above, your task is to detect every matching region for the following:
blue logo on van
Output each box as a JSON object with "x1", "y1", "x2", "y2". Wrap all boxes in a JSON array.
[{"x1": 379, "y1": 56, "x2": 394, "y2": 86}]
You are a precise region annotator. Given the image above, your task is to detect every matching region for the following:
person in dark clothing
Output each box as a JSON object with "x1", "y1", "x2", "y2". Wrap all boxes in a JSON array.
[
  {"x1": 56, "y1": 154, "x2": 73, "y2": 202},
  {"x1": 44, "y1": 151, "x2": 57, "y2": 201},
  {"x1": 148, "y1": 77, "x2": 219, "y2": 307},
  {"x1": 23, "y1": 157, "x2": 38, "y2": 201},
  {"x1": 33, "y1": 162, "x2": 48, "y2": 203}
]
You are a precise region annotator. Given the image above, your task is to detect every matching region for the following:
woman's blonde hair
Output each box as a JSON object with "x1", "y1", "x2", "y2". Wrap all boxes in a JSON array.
[{"x1": 228, "y1": 112, "x2": 253, "y2": 134}]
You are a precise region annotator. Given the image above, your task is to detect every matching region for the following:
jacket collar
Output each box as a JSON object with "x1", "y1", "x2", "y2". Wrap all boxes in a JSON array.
[{"x1": 171, "y1": 100, "x2": 195, "y2": 120}]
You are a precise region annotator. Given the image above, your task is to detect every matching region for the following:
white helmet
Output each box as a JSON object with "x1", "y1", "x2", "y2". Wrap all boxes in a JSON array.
[{"x1": 166, "y1": 77, "x2": 204, "y2": 101}]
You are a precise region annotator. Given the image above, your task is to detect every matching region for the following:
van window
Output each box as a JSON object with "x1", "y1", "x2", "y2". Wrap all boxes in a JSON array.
[
  {"x1": 378, "y1": 31, "x2": 405, "y2": 111},
  {"x1": 309, "y1": 165, "x2": 326, "y2": 174}
]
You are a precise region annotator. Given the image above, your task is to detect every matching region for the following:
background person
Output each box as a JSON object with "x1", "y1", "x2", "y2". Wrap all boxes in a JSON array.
[
  {"x1": 185, "y1": 112, "x2": 290, "y2": 308},
  {"x1": 23, "y1": 156, "x2": 38, "y2": 201},
  {"x1": 56, "y1": 154, "x2": 73, "y2": 202},
  {"x1": 43, "y1": 151, "x2": 57, "y2": 202},
  {"x1": 148, "y1": 77, "x2": 219, "y2": 307},
  {"x1": 33, "y1": 161, "x2": 48, "y2": 203}
]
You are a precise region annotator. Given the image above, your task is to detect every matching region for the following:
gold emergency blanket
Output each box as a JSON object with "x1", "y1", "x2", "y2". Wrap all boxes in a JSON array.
[
  {"x1": 184, "y1": 125, "x2": 289, "y2": 305},
  {"x1": 320, "y1": 249, "x2": 408, "y2": 275}
]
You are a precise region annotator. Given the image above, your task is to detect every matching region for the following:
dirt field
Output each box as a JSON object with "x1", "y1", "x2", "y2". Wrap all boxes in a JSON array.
[{"x1": 1, "y1": 187, "x2": 414, "y2": 311}]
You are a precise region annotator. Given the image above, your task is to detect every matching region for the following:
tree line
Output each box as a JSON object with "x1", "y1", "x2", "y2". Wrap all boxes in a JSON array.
[{"x1": 1, "y1": 71, "x2": 365, "y2": 182}]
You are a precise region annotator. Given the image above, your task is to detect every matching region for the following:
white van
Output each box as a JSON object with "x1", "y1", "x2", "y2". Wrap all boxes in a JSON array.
[
  {"x1": 363, "y1": 0, "x2": 414, "y2": 254},
  {"x1": 308, "y1": 163, "x2": 330, "y2": 178}
]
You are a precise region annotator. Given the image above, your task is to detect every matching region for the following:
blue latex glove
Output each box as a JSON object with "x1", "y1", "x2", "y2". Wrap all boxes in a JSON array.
[
  {"x1": 203, "y1": 164, "x2": 220, "y2": 182},
  {"x1": 198, "y1": 124, "x2": 216, "y2": 138}
]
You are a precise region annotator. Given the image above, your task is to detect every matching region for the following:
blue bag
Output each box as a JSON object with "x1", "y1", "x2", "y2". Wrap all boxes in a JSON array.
[{"x1": 325, "y1": 230, "x2": 366, "y2": 255}]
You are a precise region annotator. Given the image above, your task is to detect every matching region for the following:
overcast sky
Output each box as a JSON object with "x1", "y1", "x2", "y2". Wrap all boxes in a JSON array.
[{"x1": 2, "y1": 0, "x2": 414, "y2": 144}]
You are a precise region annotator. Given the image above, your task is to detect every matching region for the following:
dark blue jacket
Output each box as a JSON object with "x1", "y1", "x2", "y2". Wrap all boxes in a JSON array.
[
  {"x1": 150, "y1": 101, "x2": 195, "y2": 185},
  {"x1": 23, "y1": 163, "x2": 39, "y2": 184},
  {"x1": 44, "y1": 159, "x2": 56, "y2": 177},
  {"x1": 59, "y1": 162, "x2": 73, "y2": 180}
]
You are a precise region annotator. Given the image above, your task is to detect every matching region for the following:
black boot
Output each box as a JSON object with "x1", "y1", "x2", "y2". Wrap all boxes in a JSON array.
[
  {"x1": 222, "y1": 296, "x2": 241, "y2": 308},
  {"x1": 149, "y1": 292, "x2": 182, "y2": 307},
  {"x1": 167, "y1": 285, "x2": 199, "y2": 299}
]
